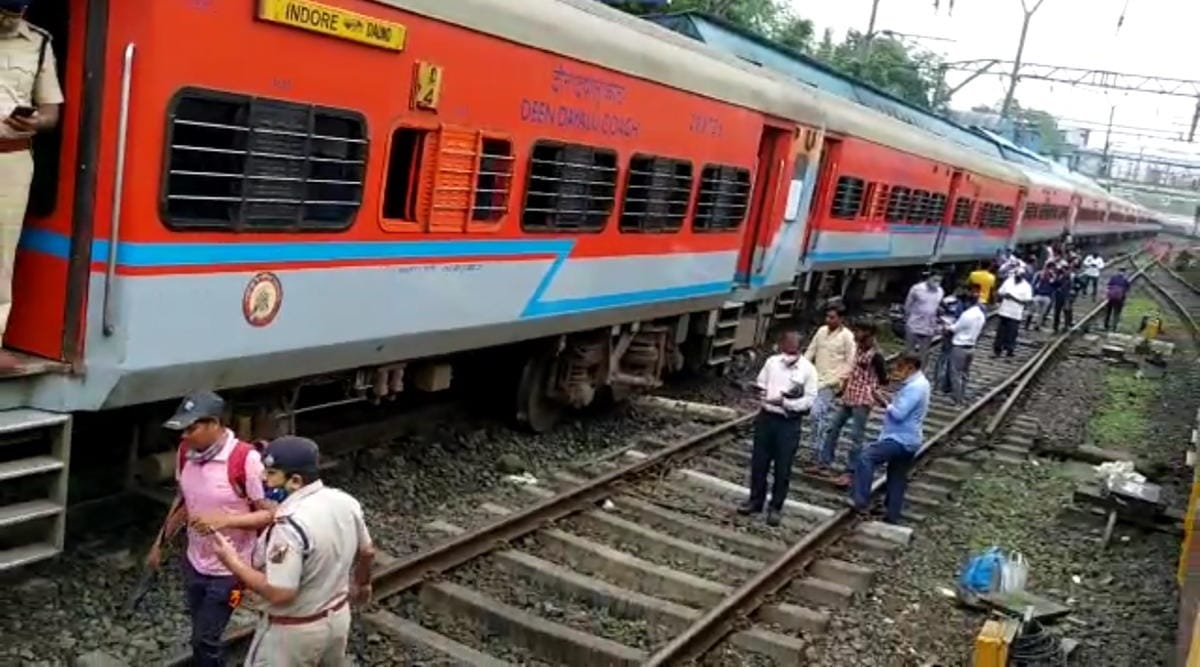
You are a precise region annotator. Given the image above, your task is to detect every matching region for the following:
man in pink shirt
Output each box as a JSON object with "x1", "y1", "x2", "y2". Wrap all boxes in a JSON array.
[{"x1": 145, "y1": 391, "x2": 271, "y2": 667}]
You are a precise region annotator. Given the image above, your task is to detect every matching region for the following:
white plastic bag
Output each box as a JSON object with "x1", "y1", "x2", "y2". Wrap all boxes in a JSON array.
[{"x1": 999, "y1": 552, "x2": 1028, "y2": 593}]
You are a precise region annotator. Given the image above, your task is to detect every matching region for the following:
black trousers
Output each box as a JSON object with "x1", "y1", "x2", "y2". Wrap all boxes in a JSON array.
[
  {"x1": 1103, "y1": 299, "x2": 1125, "y2": 331},
  {"x1": 1052, "y1": 298, "x2": 1074, "y2": 332},
  {"x1": 748, "y1": 411, "x2": 801, "y2": 512},
  {"x1": 992, "y1": 316, "x2": 1020, "y2": 356}
]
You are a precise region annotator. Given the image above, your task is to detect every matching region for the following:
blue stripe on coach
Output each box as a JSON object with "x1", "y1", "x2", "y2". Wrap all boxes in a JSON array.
[{"x1": 18, "y1": 228, "x2": 734, "y2": 320}]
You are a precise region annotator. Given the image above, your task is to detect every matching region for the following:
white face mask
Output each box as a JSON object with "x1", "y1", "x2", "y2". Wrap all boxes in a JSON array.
[{"x1": 781, "y1": 353, "x2": 799, "y2": 365}]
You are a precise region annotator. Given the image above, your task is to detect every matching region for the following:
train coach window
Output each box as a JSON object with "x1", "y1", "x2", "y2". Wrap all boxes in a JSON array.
[
  {"x1": 951, "y1": 198, "x2": 973, "y2": 227},
  {"x1": 974, "y1": 203, "x2": 990, "y2": 227},
  {"x1": 382, "y1": 128, "x2": 515, "y2": 232},
  {"x1": 694, "y1": 164, "x2": 751, "y2": 232},
  {"x1": 1001, "y1": 206, "x2": 1015, "y2": 228},
  {"x1": 620, "y1": 155, "x2": 693, "y2": 233},
  {"x1": 928, "y1": 193, "x2": 947, "y2": 224},
  {"x1": 473, "y1": 138, "x2": 515, "y2": 223},
  {"x1": 830, "y1": 176, "x2": 865, "y2": 220},
  {"x1": 906, "y1": 190, "x2": 930, "y2": 224},
  {"x1": 163, "y1": 89, "x2": 366, "y2": 231},
  {"x1": 1024, "y1": 203, "x2": 1038, "y2": 221},
  {"x1": 884, "y1": 186, "x2": 911, "y2": 223},
  {"x1": 522, "y1": 141, "x2": 617, "y2": 233}
]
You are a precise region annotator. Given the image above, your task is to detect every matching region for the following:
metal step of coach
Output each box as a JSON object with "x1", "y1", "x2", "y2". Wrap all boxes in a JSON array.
[{"x1": 0, "y1": 409, "x2": 71, "y2": 571}]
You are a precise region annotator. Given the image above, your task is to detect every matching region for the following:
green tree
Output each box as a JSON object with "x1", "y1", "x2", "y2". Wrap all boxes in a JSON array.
[
  {"x1": 1015, "y1": 105, "x2": 1068, "y2": 157},
  {"x1": 816, "y1": 28, "x2": 836, "y2": 60},
  {"x1": 822, "y1": 32, "x2": 947, "y2": 110},
  {"x1": 775, "y1": 16, "x2": 815, "y2": 53},
  {"x1": 612, "y1": 1, "x2": 945, "y2": 103},
  {"x1": 970, "y1": 100, "x2": 1068, "y2": 156},
  {"x1": 613, "y1": 0, "x2": 813, "y2": 52}
]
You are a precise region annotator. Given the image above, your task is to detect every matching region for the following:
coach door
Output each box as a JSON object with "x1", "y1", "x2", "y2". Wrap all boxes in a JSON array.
[
  {"x1": 736, "y1": 124, "x2": 792, "y2": 286},
  {"x1": 5, "y1": 0, "x2": 96, "y2": 364}
]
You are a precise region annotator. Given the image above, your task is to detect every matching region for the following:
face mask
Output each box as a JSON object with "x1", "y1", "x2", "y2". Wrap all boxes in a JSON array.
[
  {"x1": 781, "y1": 354, "x2": 799, "y2": 366},
  {"x1": 0, "y1": 15, "x2": 20, "y2": 35},
  {"x1": 265, "y1": 484, "x2": 289, "y2": 503}
]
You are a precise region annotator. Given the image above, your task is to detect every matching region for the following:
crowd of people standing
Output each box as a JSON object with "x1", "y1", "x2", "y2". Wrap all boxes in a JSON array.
[{"x1": 742, "y1": 237, "x2": 1129, "y2": 530}]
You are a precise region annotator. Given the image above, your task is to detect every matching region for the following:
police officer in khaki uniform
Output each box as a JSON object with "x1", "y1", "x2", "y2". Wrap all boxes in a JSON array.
[
  {"x1": 212, "y1": 436, "x2": 374, "y2": 666},
  {"x1": 0, "y1": 0, "x2": 60, "y2": 364}
]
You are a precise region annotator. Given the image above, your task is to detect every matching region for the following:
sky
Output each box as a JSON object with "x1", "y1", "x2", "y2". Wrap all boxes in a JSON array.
[{"x1": 789, "y1": 0, "x2": 1200, "y2": 160}]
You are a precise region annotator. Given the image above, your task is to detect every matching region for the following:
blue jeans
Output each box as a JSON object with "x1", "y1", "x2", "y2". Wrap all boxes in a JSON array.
[
  {"x1": 182, "y1": 557, "x2": 239, "y2": 667},
  {"x1": 819, "y1": 404, "x2": 869, "y2": 472},
  {"x1": 748, "y1": 411, "x2": 802, "y2": 512},
  {"x1": 851, "y1": 438, "x2": 916, "y2": 524},
  {"x1": 933, "y1": 337, "x2": 954, "y2": 394},
  {"x1": 948, "y1": 346, "x2": 973, "y2": 405},
  {"x1": 807, "y1": 386, "x2": 836, "y2": 452}
]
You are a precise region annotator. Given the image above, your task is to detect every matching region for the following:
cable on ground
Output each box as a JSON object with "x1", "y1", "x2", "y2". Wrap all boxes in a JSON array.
[{"x1": 1009, "y1": 619, "x2": 1067, "y2": 666}]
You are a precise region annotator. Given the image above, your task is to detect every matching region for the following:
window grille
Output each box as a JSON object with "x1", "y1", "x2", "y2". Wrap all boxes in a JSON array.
[{"x1": 163, "y1": 89, "x2": 366, "y2": 231}]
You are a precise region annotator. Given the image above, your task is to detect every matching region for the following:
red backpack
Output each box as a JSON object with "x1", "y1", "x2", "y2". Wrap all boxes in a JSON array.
[{"x1": 176, "y1": 440, "x2": 261, "y2": 500}]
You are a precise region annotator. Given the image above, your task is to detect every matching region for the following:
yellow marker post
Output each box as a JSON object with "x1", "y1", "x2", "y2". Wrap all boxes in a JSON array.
[{"x1": 257, "y1": 0, "x2": 406, "y2": 51}]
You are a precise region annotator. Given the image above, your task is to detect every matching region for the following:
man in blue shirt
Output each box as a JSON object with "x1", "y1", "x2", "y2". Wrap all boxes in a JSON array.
[{"x1": 848, "y1": 353, "x2": 931, "y2": 524}]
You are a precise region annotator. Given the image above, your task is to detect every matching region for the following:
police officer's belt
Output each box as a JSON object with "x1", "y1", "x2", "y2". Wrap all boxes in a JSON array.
[
  {"x1": 267, "y1": 596, "x2": 348, "y2": 626},
  {"x1": 0, "y1": 138, "x2": 31, "y2": 154}
]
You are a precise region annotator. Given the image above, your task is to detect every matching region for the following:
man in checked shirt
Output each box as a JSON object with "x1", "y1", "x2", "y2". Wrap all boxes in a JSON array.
[{"x1": 817, "y1": 322, "x2": 888, "y2": 487}]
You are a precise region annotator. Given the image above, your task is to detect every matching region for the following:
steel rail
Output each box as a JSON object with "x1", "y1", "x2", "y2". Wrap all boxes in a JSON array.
[
  {"x1": 1158, "y1": 260, "x2": 1200, "y2": 296},
  {"x1": 166, "y1": 245, "x2": 1149, "y2": 667},
  {"x1": 646, "y1": 248, "x2": 1148, "y2": 665},
  {"x1": 1140, "y1": 260, "x2": 1200, "y2": 342},
  {"x1": 162, "y1": 411, "x2": 758, "y2": 666},
  {"x1": 985, "y1": 255, "x2": 1152, "y2": 436}
]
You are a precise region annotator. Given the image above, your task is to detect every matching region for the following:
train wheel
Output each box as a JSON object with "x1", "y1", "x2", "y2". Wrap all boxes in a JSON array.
[{"x1": 515, "y1": 354, "x2": 562, "y2": 433}]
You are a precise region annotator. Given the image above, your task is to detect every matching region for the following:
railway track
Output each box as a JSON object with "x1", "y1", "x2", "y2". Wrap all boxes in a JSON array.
[
  {"x1": 140, "y1": 252, "x2": 1156, "y2": 667},
  {"x1": 1144, "y1": 260, "x2": 1200, "y2": 340}
]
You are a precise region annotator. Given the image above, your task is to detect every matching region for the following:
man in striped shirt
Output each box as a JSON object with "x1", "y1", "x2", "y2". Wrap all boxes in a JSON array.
[{"x1": 818, "y1": 322, "x2": 888, "y2": 487}]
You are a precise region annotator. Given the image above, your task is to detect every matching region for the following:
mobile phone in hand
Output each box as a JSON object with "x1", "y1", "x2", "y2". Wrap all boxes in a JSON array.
[{"x1": 9, "y1": 106, "x2": 35, "y2": 119}]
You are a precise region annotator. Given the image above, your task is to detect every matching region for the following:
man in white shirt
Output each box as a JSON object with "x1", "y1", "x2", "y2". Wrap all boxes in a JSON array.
[
  {"x1": 947, "y1": 284, "x2": 986, "y2": 405},
  {"x1": 992, "y1": 272, "x2": 1032, "y2": 358},
  {"x1": 998, "y1": 250, "x2": 1024, "y2": 281},
  {"x1": 1082, "y1": 252, "x2": 1104, "y2": 301},
  {"x1": 739, "y1": 331, "x2": 819, "y2": 527}
]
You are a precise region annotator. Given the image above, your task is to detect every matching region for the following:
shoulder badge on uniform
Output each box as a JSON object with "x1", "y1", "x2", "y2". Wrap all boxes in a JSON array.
[{"x1": 268, "y1": 542, "x2": 289, "y2": 564}]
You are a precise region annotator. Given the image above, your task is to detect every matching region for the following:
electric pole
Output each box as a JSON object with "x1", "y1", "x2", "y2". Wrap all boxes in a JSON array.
[
  {"x1": 858, "y1": 0, "x2": 882, "y2": 56},
  {"x1": 1101, "y1": 105, "x2": 1116, "y2": 178},
  {"x1": 1000, "y1": 0, "x2": 1048, "y2": 120}
]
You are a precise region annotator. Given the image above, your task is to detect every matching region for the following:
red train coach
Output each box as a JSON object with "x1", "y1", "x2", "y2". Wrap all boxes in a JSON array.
[
  {"x1": 1, "y1": 0, "x2": 833, "y2": 567},
  {"x1": 803, "y1": 96, "x2": 1024, "y2": 272},
  {"x1": 1014, "y1": 168, "x2": 1073, "y2": 245}
]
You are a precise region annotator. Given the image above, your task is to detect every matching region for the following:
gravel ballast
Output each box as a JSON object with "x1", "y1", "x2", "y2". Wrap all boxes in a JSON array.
[
  {"x1": 810, "y1": 336, "x2": 1190, "y2": 666},
  {"x1": 0, "y1": 389, "x2": 737, "y2": 664}
]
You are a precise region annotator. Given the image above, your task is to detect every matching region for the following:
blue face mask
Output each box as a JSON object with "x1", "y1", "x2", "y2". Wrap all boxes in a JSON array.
[{"x1": 265, "y1": 485, "x2": 288, "y2": 503}]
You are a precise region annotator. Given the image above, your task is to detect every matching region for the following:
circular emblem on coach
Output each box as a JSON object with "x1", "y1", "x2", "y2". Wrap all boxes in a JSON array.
[{"x1": 242, "y1": 272, "x2": 283, "y2": 327}]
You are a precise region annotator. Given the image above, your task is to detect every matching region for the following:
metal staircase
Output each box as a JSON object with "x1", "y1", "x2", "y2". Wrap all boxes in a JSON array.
[
  {"x1": 0, "y1": 409, "x2": 71, "y2": 571},
  {"x1": 772, "y1": 274, "x2": 803, "y2": 320},
  {"x1": 705, "y1": 301, "x2": 744, "y2": 367}
]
